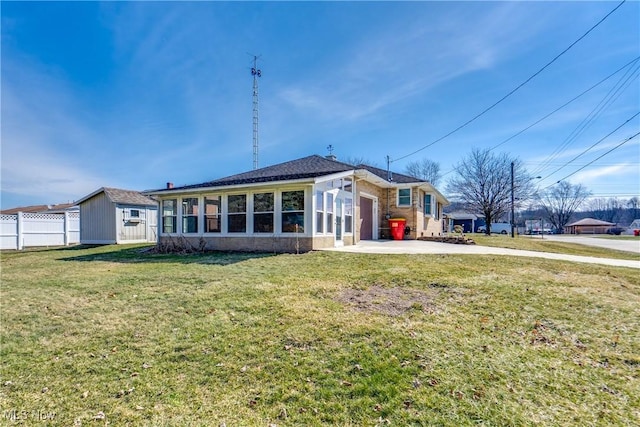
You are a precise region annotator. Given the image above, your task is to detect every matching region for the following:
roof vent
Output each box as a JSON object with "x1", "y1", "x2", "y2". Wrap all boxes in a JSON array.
[{"x1": 325, "y1": 154, "x2": 337, "y2": 161}]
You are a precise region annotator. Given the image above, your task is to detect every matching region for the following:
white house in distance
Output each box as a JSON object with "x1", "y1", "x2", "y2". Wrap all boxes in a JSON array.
[{"x1": 76, "y1": 187, "x2": 158, "y2": 244}]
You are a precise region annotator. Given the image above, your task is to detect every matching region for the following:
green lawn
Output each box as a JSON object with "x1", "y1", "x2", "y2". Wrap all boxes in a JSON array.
[
  {"x1": 1, "y1": 245, "x2": 639, "y2": 426},
  {"x1": 470, "y1": 233, "x2": 640, "y2": 260}
]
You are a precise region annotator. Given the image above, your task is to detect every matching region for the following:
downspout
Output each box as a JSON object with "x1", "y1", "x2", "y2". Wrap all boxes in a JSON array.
[
  {"x1": 385, "y1": 155, "x2": 392, "y2": 220},
  {"x1": 412, "y1": 188, "x2": 416, "y2": 239}
]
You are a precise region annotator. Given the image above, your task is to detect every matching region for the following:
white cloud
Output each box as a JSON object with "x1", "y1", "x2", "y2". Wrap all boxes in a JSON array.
[
  {"x1": 571, "y1": 163, "x2": 638, "y2": 185},
  {"x1": 1, "y1": 57, "x2": 114, "y2": 204},
  {"x1": 275, "y1": 2, "x2": 549, "y2": 124}
]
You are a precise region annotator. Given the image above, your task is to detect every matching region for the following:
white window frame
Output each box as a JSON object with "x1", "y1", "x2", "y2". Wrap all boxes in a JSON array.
[
  {"x1": 161, "y1": 199, "x2": 178, "y2": 234},
  {"x1": 344, "y1": 197, "x2": 353, "y2": 234},
  {"x1": 281, "y1": 189, "x2": 306, "y2": 234},
  {"x1": 181, "y1": 197, "x2": 199, "y2": 234},
  {"x1": 227, "y1": 194, "x2": 248, "y2": 233},
  {"x1": 397, "y1": 188, "x2": 412, "y2": 207},
  {"x1": 424, "y1": 193, "x2": 437, "y2": 219},
  {"x1": 204, "y1": 195, "x2": 222, "y2": 234},
  {"x1": 315, "y1": 190, "x2": 324, "y2": 234},
  {"x1": 253, "y1": 192, "x2": 275, "y2": 233}
]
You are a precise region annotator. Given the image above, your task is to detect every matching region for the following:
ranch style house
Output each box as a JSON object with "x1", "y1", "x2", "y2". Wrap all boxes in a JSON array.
[{"x1": 147, "y1": 155, "x2": 449, "y2": 252}]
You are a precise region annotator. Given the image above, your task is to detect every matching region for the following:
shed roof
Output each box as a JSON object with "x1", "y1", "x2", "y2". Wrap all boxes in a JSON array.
[
  {"x1": 445, "y1": 212, "x2": 479, "y2": 220},
  {"x1": 76, "y1": 187, "x2": 157, "y2": 207},
  {"x1": 565, "y1": 218, "x2": 615, "y2": 227}
]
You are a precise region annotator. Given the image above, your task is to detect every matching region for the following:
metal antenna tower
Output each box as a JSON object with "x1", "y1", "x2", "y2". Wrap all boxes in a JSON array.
[{"x1": 251, "y1": 55, "x2": 262, "y2": 170}]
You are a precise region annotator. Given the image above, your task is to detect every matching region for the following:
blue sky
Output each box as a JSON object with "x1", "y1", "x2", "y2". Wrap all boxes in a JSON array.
[{"x1": 1, "y1": 1, "x2": 639, "y2": 210}]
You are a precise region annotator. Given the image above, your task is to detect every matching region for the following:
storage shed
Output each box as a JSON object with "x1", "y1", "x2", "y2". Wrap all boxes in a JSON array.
[{"x1": 77, "y1": 187, "x2": 158, "y2": 244}]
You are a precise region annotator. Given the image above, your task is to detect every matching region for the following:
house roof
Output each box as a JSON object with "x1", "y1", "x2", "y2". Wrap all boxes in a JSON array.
[
  {"x1": 355, "y1": 163, "x2": 422, "y2": 184},
  {"x1": 161, "y1": 155, "x2": 356, "y2": 191},
  {"x1": 565, "y1": 218, "x2": 615, "y2": 227},
  {"x1": 151, "y1": 155, "x2": 430, "y2": 193},
  {"x1": 444, "y1": 211, "x2": 478, "y2": 220},
  {"x1": 76, "y1": 187, "x2": 157, "y2": 207},
  {"x1": 0, "y1": 203, "x2": 77, "y2": 215}
]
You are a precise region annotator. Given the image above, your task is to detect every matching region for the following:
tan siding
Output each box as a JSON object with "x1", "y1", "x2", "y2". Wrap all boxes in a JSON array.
[{"x1": 80, "y1": 192, "x2": 116, "y2": 243}]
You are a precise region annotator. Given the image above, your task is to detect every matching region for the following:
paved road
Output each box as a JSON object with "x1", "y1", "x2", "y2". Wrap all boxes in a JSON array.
[
  {"x1": 525, "y1": 234, "x2": 640, "y2": 254},
  {"x1": 322, "y1": 240, "x2": 640, "y2": 269}
]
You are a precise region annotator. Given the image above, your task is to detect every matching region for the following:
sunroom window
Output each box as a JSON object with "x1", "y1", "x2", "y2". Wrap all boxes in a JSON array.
[
  {"x1": 228, "y1": 194, "x2": 247, "y2": 233},
  {"x1": 345, "y1": 198, "x2": 353, "y2": 233},
  {"x1": 282, "y1": 190, "x2": 304, "y2": 233},
  {"x1": 162, "y1": 199, "x2": 177, "y2": 233},
  {"x1": 326, "y1": 193, "x2": 334, "y2": 233},
  {"x1": 316, "y1": 191, "x2": 324, "y2": 233},
  {"x1": 182, "y1": 198, "x2": 199, "y2": 233},
  {"x1": 204, "y1": 196, "x2": 221, "y2": 233},
  {"x1": 253, "y1": 192, "x2": 274, "y2": 233}
]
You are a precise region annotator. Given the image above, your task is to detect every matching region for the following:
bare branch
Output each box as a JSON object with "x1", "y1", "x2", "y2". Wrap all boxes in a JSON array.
[{"x1": 446, "y1": 148, "x2": 534, "y2": 234}]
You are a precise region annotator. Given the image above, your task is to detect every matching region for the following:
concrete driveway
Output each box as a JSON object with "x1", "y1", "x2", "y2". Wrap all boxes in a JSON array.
[
  {"x1": 322, "y1": 240, "x2": 640, "y2": 269},
  {"x1": 525, "y1": 234, "x2": 640, "y2": 254}
]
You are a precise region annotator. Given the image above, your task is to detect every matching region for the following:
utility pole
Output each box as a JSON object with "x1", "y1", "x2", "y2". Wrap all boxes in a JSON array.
[
  {"x1": 251, "y1": 55, "x2": 262, "y2": 170},
  {"x1": 511, "y1": 161, "x2": 515, "y2": 238}
]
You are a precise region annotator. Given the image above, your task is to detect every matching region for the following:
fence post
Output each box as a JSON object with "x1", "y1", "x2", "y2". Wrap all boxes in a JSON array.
[
  {"x1": 64, "y1": 211, "x2": 69, "y2": 246},
  {"x1": 17, "y1": 212, "x2": 23, "y2": 250}
]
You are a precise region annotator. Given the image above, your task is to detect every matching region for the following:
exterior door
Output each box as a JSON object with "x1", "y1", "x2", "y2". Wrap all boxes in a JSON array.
[
  {"x1": 335, "y1": 198, "x2": 343, "y2": 246},
  {"x1": 360, "y1": 197, "x2": 373, "y2": 240}
]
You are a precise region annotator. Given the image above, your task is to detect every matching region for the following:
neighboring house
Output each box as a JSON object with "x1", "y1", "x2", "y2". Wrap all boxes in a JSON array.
[
  {"x1": 564, "y1": 218, "x2": 615, "y2": 235},
  {"x1": 0, "y1": 203, "x2": 78, "y2": 215},
  {"x1": 147, "y1": 155, "x2": 449, "y2": 253},
  {"x1": 444, "y1": 212, "x2": 480, "y2": 234},
  {"x1": 76, "y1": 187, "x2": 158, "y2": 244}
]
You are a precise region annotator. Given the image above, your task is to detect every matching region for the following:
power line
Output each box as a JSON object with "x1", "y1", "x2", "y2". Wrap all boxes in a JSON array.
[
  {"x1": 540, "y1": 111, "x2": 640, "y2": 180},
  {"x1": 391, "y1": 0, "x2": 628, "y2": 163},
  {"x1": 541, "y1": 131, "x2": 640, "y2": 191},
  {"x1": 532, "y1": 61, "x2": 640, "y2": 175},
  {"x1": 490, "y1": 56, "x2": 640, "y2": 152}
]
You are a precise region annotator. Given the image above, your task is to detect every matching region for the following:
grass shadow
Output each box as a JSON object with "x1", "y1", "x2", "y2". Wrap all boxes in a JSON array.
[{"x1": 58, "y1": 245, "x2": 279, "y2": 265}]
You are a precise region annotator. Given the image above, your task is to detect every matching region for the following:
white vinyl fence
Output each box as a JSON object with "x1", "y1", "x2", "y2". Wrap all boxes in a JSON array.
[{"x1": 1, "y1": 212, "x2": 80, "y2": 250}]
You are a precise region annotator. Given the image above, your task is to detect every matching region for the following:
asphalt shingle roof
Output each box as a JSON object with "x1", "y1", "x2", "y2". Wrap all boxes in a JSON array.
[
  {"x1": 356, "y1": 163, "x2": 424, "y2": 184},
  {"x1": 77, "y1": 188, "x2": 157, "y2": 206},
  {"x1": 565, "y1": 218, "x2": 615, "y2": 227},
  {"x1": 168, "y1": 155, "x2": 357, "y2": 191},
  {"x1": 103, "y1": 188, "x2": 157, "y2": 206},
  {"x1": 158, "y1": 155, "x2": 425, "y2": 192}
]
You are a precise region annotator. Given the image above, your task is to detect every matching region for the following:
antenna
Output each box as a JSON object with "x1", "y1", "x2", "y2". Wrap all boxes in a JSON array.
[{"x1": 251, "y1": 55, "x2": 262, "y2": 170}]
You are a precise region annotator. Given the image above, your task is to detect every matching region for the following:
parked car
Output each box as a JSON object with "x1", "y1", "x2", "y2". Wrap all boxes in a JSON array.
[
  {"x1": 606, "y1": 227, "x2": 626, "y2": 235},
  {"x1": 477, "y1": 223, "x2": 510, "y2": 234}
]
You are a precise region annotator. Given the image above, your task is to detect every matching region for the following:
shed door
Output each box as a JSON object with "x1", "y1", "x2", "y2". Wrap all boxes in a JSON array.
[
  {"x1": 360, "y1": 197, "x2": 373, "y2": 240},
  {"x1": 147, "y1": 209, "x2": 157, "y2": 242}
]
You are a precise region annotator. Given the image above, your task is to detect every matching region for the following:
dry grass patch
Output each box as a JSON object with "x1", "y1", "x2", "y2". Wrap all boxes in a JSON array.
[{"x1": 337, "y1": 285, "x2": 438, "y2": 316}]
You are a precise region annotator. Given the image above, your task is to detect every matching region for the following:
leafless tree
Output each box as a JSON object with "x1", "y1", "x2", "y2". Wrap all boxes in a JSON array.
[
  {"x1": 446, "y1": 149, "x2": 535, "y2": 235},
  {"x1": 538, "y1": 181, "x2": 591, "y2": 231},
  {"x1": 627, "y1": 197, "x2": 640, "y2": 221},
  {"x1": 588, "y1": 197, "x2": 623, "y2": 223},
  {"x1": 404, "y1": 159, "x2": 442, "y2": 186},
  {"x1": 342, "y1": 156, "x2": 379, "y2": 168}
]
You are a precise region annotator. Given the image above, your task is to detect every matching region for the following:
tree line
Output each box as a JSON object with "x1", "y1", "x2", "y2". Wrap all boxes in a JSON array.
[{"x1": 403, "y1": 148, "x2": 638, "y2": 235}]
